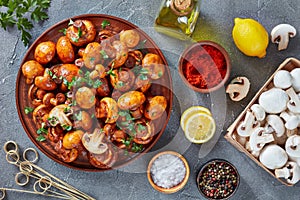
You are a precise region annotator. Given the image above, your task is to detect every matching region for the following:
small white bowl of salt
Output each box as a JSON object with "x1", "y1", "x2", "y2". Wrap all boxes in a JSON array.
[{"x1": 147, "y1": 151, "x2": 190, "y2": 194}]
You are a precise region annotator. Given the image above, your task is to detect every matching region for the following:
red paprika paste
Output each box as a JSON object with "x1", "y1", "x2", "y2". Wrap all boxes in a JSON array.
[{"x1": 182, "y1": 44, "x2": 227, "y2": 89}]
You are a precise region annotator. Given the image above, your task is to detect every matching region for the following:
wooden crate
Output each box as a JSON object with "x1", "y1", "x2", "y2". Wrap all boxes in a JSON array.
[{"x1": 225, "y1": 58, "x2": 300, "y2": 186}]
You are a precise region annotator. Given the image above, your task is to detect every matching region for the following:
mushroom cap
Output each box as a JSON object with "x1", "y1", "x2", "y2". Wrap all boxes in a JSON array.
[
  {"x1": 265, "y1": 114, "x2": 285, "y2": 137},
  {"x1": 285, "y1": 135, "x2": 300, "y2": 158},
  {"x1": 258, "y1": 88, "x2": 288, "y2": 114},
  {"x1": 250, "y1": 104, "x2": 266, "y2": 121},
  {"x1": 259, "y1": 144, "x2": 288, "y2": 170},
  {"x1": 291, "y1": 68, "x2": 300, "y2": 92},
  {"x1": 249, "y1": 127, "x2": 274, "y2": 152},
  {"x1": 273, "y1": 70, "x2": 292, "y2": 89}
]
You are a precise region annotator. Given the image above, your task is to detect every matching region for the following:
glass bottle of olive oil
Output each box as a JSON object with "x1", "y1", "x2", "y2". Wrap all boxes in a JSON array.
[{"x1": 154, "y1": 0, "x2": 200, "y2": 40}]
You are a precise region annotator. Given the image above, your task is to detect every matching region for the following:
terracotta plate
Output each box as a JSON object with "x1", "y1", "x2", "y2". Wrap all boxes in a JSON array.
[{"x1": 16, "y1": 14, "x2": 173, "y2": 171}]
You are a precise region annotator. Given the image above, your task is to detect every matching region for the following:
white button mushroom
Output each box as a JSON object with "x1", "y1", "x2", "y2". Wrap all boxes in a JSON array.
[
  {"x1": 271, "y1": 24, "x2": 297, "y2": 51},
  {"x1": 250, "y1": 104, "x2": 266, "y2": 121},
  {"x1": 82, "y1": 128, "x2": 108, "y2": 155},
  {"x1": 275, "y1": 162, "x2": 300, "y2": 184},
  {"x1": 280, "y1": 112, "x2": 300, "y2": 130},
  {"x1": 237, "y1": 111, "x2": 259, "y2": 137},
  {"x1": 259, "y1": 144, "x2": 288, "y2": 170},
  {"x1": 258, "y1": 88, "x2": 289, "y2": 114},
  {"x1": 273, "y1": 70, "x2": 292, "y2": 89},
  {"x1": 291, "y1": 68, "x2": 300, "y2": 92},
  {"x1": 286, "y1": 87, "x2": 300, "y2": 114},
  {"x1": 264, "y1": 115, "x2": 285, "y2": 137},
  {"x1": 285, "y1": 135, "x2": 300, "y2": 158},
  {"x1": 249, "y1": 127, "x2": 274, "y2": 152}
]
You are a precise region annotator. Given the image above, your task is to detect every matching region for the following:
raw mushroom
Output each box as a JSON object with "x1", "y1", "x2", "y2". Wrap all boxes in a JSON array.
[
  {"x1": 273, "y1": 70, "x2": 292, "y2": 89},
  {"x1": 237, "y1": 111, "x2": 259, "y2": 137},
  {"x1": 264, "y1": 115, "x2": 285, "y2": 137},
  {"x1": 271, "y1": 24, "x2": 297, "y2": 51},
  {"x1": 275, "y1": 162, "x2": 300, "y2": 184},
  {"x1": 249, "y1": 127, "x2": 274, "y2": 152},
  {"x1": 259, "y1": 144, "x2": 288, "y2": 170},
  {"x1": 285, "y1": 135, "x2": 300, "y2": 158},
  {"x1": 280, "y1": 112, "x2": 300, "y2": 130},
  {"x1": 290, "y1": 68, "x2": 300, "y2": 92},
  {"x1": 286, "y1": 87, "x2": 300, "y2": 114},
  {"x1": 226, "y1": 76, "x2": 250, "y2": 101},
  {"x1": 250, "y1": 104, "x2": 266, "y2": 121},
  {"x1": 82, "y1": 128, "x2": 108, "y2": 154},
  {"x1": 258, "y1": 88, "x2": 288, "y2": 114}
]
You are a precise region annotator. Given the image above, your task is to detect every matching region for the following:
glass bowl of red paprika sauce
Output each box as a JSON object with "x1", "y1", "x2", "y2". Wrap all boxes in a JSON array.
[{"x1": 179, "y1": 41, "x2": 231, "y2": 93}]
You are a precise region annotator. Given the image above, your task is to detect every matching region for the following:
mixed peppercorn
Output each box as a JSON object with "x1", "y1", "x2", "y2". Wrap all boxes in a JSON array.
[{"x1": 197, "y1": 160, "x2": 239, "y2": 199}]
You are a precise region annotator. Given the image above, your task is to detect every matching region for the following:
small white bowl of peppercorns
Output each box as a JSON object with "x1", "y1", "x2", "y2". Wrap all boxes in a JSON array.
[{"x1": 196, "y1": 159, "x2": 239, "y2": 199}]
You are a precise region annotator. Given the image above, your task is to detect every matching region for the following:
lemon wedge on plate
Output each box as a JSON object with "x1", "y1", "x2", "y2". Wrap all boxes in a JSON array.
[{"x1": 180, "y1": 106, "x2": 212, "y2": 132}]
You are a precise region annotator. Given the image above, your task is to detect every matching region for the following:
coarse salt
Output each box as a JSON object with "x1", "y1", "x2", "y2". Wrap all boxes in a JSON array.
[{"x1": 150, "y1": 154, "x2": 186, "y2": 189}]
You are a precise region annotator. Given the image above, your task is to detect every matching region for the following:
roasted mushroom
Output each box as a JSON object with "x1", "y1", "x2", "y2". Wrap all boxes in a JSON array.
[
  {"x1": 117, "y1": 91, "x2": 146, "y2": 110},
  {"x1": 83, "y1": 42, "x2": 102, "y2": 69},
  {"x1": 110, "y1": 68, "x2": 135, "y2": 92},
  {"x1": 119, "y1": 30, "x2": 140, "y2": 48},
  {"x1": 74, "y1": 111, "x2": 93, "y2": 131},
  {"x1": 34, "y1": 68, "x2": 57, "y2": 91},
  {"x1": 111, "y1": 40, "x2": 128, "y2": 68},
  {"x1": 54, "y1": 140, "x2": 79, "y2": 163},
  {"x1": 22, "y1": 60, "x2": 44, "y2": 84},
  {"x1": 134, "y1": 73, "x2": 151, "y2": 93},
  {"x1": 88, "y1": 146, "x2": 117, "y2": 169},
  {"x1": 142, "y1": 53, "x2": 165, "y2": 80},
  {"x1": 32, "y1": 104, "x2": 51, "y2": 128},
  {"x1": 95, "y1": 97, "x2": 119, "y2": 124},
  {"x1": 58, "y1": 64, "x2": 79, "y2": 84},
  {"x1": 75, "y1": 86, "x2": 96, "y2": 109},
  {"x1": 66, "y1": 19, "x2": 96, "y2": 46},
  {"x1": 34, "y1": 41, "x2": 56, "y2": 65},
  {"x1": 56, "y1": 36, "x2": 75, "y2": 63},
  {"x1": 124, "y1": 50, "x2": 143, "y2": 68},
  {"x1": 47, "y1": 126, "x2": 64, "y2": 143},
  {"x1": 144, "y1": 96, "x2": 167, "y2": 120},
  {"x1": 82, "y1": 128, "x2": 108, "y2": 154},
  {"x1": 28, "y1": 84, "x2": 46, "y2": 107},
  {"x1": 133, "y1": 120, "x2": 154, "y2": 145},
  {"x1": 48, "y1": 104, "x2": 73, "y2": 128},
  {"x1": 63, "y1": 130, "x2": 84, "y2": 149},
  {"x1": 96, "y1": 78, "x2": 110, "y2": 97}
]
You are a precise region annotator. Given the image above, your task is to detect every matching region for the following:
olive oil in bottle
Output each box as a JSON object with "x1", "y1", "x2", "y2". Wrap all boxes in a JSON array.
[{"x1": 154, "y1": 0, "x2": 200, "y2": 40}]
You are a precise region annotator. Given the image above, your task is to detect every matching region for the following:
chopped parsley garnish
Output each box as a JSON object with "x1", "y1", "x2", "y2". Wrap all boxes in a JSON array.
[
  {"x1": 58, "y1": 28, "x2": 67, "y2": 35},
  {"x1": 36, "y1": 135, "x2": 46, "y2": 142},
  {"x1": 137, "y1": 124, "x2": 146, "y2": 132},
  {"x1": 101, "y1": 20, "x2": 110, "y2": 29},
  {"x1": 106, "y1": 66, "x2": 116, "y2": 77},
  {"x1": 131, "y1": 143, "x2": 143, "y2": 153},
  {"x1": 37, "y1": 127, "x2": 48, "y2": 135},
  {"x1": 93, "y1": 79, "x2": 103, "y2": 88},
  {"x1": 74, "y1": 111, "x2": 82, "y2": 121},
  {"x1": 62, "y1": 125, "x2": 72, "y2": 131},
  {"x1": 24, "y1": 107, "x2": 34, "y2": 114},
  {"x1": 139, "y1": 74, "x2": 148, "y2": 81},
  {"x1": 78, "y1": 27, "x2": 82, "y2": 38},
  {"x1": 100, "y1": 50, "x2": 109, "y2": 59}
]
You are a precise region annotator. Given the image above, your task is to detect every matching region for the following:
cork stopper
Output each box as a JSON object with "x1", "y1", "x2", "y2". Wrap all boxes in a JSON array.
[{"x1": 170, "y1": 0, "x2": 194, "y2": 16}]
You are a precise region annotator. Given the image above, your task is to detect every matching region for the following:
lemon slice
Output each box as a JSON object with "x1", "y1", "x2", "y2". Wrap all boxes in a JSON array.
[
  {"x1": 183, "y1": 113, "x2": 216, "y2": 144},
  {"x1": 180, "y1": 106, "x2": 211, "y2": 131}
]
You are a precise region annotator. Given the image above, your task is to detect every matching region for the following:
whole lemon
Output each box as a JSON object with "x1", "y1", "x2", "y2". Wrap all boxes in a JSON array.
[{"x1": 232, "y1": 18, "x2": 269, "y2": 58}]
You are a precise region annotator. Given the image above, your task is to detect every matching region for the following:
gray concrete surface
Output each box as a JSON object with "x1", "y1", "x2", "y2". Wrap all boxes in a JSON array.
[{"x1": 0, "y1": 0, "x2": 300, "y2": 199}]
